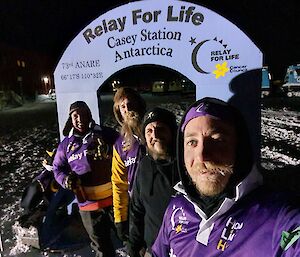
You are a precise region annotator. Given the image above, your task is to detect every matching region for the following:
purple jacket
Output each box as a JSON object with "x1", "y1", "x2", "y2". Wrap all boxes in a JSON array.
[
  {"x1": 113, "y1": 135, "x2": 145, "y2": 194},
  {"x1": 111, "y1": 134, "x2": 145, "y2": 223},
  {"x1": 53, "y1": 124, "x2": 118, "y2": 207},
  {"x1": 152, "y1": 167, "x2": 300, "y2": 257}
]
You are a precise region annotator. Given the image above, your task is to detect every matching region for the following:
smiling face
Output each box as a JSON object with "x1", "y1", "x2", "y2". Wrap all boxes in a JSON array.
[
  {"x1": 183, "y1": 116, "x2": 237, "y2": 196},
  {"x1": 145, "y1": 121, "x2": 172, "y2": 160},
  {"x1": 71, "y1": 108, "x2": 91, "y2": 135}
]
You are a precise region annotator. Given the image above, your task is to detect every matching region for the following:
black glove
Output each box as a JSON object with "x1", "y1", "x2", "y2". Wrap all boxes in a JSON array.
[
  {"x1": 115, "y1": 221, "x2": 129, "y2": 242},
  {"x1": 128, "y1": 249, "x2": 140, "y2": 257},
  {"x1": 127, "y1": 243, "x2": 146, "y2": 257},
  {"x1": 64, "y1": 173, "x2": 79, "y2": 190},
  {"x1": 20, "y1": 181, "x2": 44, "y2": 212}
]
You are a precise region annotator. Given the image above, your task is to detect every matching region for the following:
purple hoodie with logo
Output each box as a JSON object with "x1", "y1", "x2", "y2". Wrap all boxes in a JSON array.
[
  {"x1": 152, "y1": 168, "x2": 300, "y2": 257},
  {"x1": 152, "y1": 98, "x2": 300, "y2": 257}
]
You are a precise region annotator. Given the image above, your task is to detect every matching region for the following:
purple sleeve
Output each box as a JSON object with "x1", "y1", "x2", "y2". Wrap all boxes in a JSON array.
[
  {"x1": 52, "y1": 139, "x2": 69, "y2": 187},
  {"x1": 152, "y1": 204, "x2": 171, "y2": 257}
]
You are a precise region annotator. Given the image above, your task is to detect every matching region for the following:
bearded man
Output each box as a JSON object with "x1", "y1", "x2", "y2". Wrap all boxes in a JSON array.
[
  {"x1": 152, "y1": 97, "x2": 300, "y2": 257},
  {"x1": 128, "y1": 108, "x2": 179, "y2": 257},
  {"x1": 111, "y1": 87, "x2": 147, "y2": 243}
]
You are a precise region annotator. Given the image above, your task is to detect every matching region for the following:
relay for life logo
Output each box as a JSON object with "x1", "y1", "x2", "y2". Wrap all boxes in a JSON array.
[
  {"x1": 54, "y1": 0, "x2": 262, "y2": 139},
  {"x1": 191, "y1": 37, "x2": 242, "y2": 78}
]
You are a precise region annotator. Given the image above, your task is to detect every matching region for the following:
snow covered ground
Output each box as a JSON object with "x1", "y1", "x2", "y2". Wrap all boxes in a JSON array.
[
  {"x1": 0, "y1": 95, "x2": 299, "y2": 256},
  {"x1": 261, "y1": 107, "x2": 300, "y2": 169}
]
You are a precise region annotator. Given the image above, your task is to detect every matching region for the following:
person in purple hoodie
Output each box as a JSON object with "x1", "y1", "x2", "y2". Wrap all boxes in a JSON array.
[
  {"x1": 53, "y1": 101, "x2": 119, "y2": 257},
  {"x1": 152, "y1": 97, "x2": 300, "y2": 257}
]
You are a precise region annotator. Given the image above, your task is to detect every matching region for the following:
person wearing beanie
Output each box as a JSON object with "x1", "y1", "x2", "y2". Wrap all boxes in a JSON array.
[
  {"x1": 128, "y1": 107, "x2": 180, "y2": 257},
  {"x1": 111, "y1": 87, "x2": 147, "y2": 243},
  {"x1": 152, "y1": 98, "x2": 300, "y2": 257},
  {"x1": 53, "y1": 101, "x2": 119, "y2": 257}
]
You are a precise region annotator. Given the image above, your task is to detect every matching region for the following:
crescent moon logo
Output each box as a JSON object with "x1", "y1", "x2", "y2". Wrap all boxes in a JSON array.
[
  {"x1": 191, "y1": 39, "x2": 210, "y2": 74},
  {"x1": 171, "y1": 207, "x2": 181, "y2": 229},
  {"x1": 170, "y1": 207, "x2": 187, "y2": 229}
]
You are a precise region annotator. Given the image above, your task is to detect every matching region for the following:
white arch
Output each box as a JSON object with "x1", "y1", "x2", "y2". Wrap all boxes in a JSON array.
[{"x1": 54, "y1": 0, "x2": 262, "y2": 139}]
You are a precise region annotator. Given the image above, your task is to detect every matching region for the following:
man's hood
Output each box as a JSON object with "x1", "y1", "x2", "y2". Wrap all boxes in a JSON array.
[{"x1": 176, "y1": 97, "x2": 255, "y2": 202}]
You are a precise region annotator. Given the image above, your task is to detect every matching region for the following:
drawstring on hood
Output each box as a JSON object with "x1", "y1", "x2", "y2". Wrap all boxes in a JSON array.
[{"x1": 177, "y1": 97, "x2": 254, "y2": 216}]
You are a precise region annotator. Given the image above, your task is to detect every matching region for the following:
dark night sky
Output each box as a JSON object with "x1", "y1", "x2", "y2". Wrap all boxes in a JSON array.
[{"x1": 0, "y1": 0, "x2": 299, "y2": 79}]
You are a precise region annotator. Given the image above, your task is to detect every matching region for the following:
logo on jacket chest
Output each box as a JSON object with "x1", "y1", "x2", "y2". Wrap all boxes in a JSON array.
[
  {"x1": 217, "y1": 216, "x2": 244, "y2": 252},
  {"x1": 121, "y1": 140, "x2": 132, "y2": 152},
  {"x1": 171, "y1": 205, "x2": 189, "y2": 234},
  {"x1": 68, "y1": 149, "x2": 96, "y2": 162},
  {"x1": 124, "y1": 156, "x2": 136, "y2": 167}
]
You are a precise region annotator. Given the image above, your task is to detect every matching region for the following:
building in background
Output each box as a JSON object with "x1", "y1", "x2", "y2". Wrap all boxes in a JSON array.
[{"x1": 0, "y1": 42, "x2": 55, "y2": 108}]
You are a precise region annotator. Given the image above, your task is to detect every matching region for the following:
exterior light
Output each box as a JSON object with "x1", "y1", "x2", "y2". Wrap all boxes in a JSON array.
[{"x1": 43, "y1": 77, "x2": 49, "y2": 84}]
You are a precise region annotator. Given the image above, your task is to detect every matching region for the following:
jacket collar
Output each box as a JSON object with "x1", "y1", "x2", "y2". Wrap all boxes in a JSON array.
[
  {"x1": 174, "y1": 164, "x2": 263, "y2": 207},
  {"x1": 68, "y1": 123, "x2": 102, "y2": 141},
  {"x1": 173, "y1": 164, "x2": 263, "y2": 245}
]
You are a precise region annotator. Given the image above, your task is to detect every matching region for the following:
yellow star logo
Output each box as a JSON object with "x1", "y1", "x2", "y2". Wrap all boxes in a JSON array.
[
  {"x1": 213, "y1": 61, "x2": 229, "y2": 79},
  {"x1": 175, "y1": 224, "x2": 182, "y2": 233}
]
